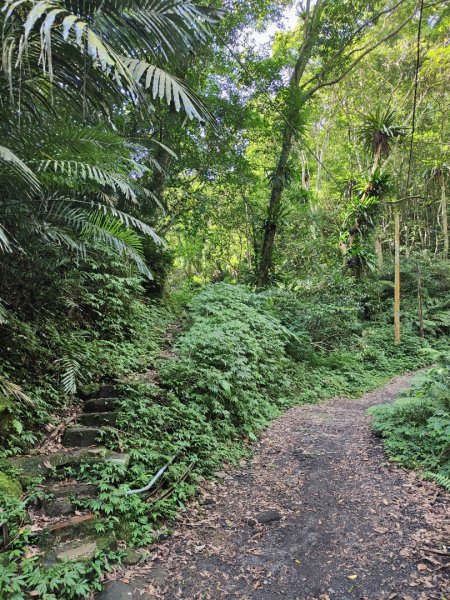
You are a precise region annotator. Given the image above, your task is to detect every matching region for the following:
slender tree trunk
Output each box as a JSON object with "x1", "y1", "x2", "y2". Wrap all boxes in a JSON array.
[
  {"x1": 256, "y1": 132, "x2": 293, "y2": 286},
  {"x1": 256, "y1": 0, "x2": 320, "y2": 286},
  {"x1": 441, "y1": 172, "x2": 448, "y2": 257},
  {"x1": 417, "y1": 262, "x2": 425, "y2": 338},
  {"x1": 394, "y1": 208, "x2": 401, "y2": 344},
  {"x1": 375, "y1": 236, "x2": 383, "y2": 269},
  {"x1": 243, "y1": 195, "x2": 253, "y2": 268}
]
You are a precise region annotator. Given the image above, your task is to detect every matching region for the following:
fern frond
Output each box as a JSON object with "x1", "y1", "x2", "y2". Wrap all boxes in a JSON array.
[{"x1": 427, "y1": 472, "x2": 450, "y2": 492}]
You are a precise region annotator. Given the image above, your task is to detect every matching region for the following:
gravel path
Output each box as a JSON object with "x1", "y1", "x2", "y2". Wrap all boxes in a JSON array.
[{"x1": 118, "y1": 372, "x2": 450, "y2": 600}]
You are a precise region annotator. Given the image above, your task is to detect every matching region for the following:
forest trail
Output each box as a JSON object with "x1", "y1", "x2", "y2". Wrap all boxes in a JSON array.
[{"x1": 116, "y1": 373, "x2": 449, "y2": 600}]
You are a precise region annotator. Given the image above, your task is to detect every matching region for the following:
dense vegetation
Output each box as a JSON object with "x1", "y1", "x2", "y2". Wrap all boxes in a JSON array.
[
  {"x1": 0, "y1": 0, "x2": 448, "y2": 598},
  {"x1": 370, "y1": 358, "x2": 450, "y2": 491}
]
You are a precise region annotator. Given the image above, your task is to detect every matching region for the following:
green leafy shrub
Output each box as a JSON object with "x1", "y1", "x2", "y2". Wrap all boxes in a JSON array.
[
  {"x1": 369, "y1": 357, "x2": 450, "y2": 490},
  {"x1": 160, "y1": 284, "x2": 293, "y2": 436}
]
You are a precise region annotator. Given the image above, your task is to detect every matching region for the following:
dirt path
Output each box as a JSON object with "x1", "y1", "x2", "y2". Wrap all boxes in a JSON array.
[{"x1": 122, "y1": 373, "x2": 449, "y2": 600}]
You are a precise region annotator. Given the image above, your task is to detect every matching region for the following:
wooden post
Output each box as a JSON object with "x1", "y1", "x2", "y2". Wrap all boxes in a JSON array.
[{"x1": 394, "y1": 209, "x2": 401, "y2": 344}]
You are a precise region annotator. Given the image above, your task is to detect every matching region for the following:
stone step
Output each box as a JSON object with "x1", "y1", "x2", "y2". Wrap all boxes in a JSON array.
[
  {"x1": 78, "y1": 382, "x2": 122, "y2": 401},
  {"x1": 62, "y1": 426, "x2": 102, "y2": 447},
  {"x1": 95, "y1": 568, "x2": 168, "y2": 599},
  {"x1": 3, "y1": 448, "x2": 130, "y2": 486},
  {"x1": 37, "y1": 514, "x2": 116, "y2": 565},
  {"x1": 83, "y1": 398, "x2": 120, "y2": 414},
  {"x1": 41, "y1": 482, "x2": 98, "y2": 517},
  {"x1": 98, "y1": 384, "x2": 122, "y2": 399},
  {"x1": 80, "y1": 411, "x2": 118, "y2": 427},
  {"x1": 45, "y1": 513, "x2": 96, "y2": 538}
]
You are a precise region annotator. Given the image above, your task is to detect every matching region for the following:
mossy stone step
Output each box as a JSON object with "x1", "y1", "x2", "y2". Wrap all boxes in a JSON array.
[
  {"x1": 41, "y1": 482, "x2": 98, "y2": 517},
  {"x1": 84, "y1": 398, "x2": 120, "y2": 414},
  {"x1": 38, "y1": 514, "x2": 116, "y2": 565},
  {"x1": 62, "y1": 426, "x2": 102, "y2": 447},
  {"x1": 80, "y1": 411, "x2": 118, "y2": 427},
  {"x1": 4, "y1": 448, "x2": 130, "y2": 486},
  {"x1": 77, "y1": 382, "x2": 120, "y2": 400},
  {"x1": 79, "y1": 383, "x2": 122, "y2": 400}
]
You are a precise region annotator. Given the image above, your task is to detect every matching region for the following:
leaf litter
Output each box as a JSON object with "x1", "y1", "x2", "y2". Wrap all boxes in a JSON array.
[{"x1": 108, "y1": 373, "x2": 449, "y2": 599}]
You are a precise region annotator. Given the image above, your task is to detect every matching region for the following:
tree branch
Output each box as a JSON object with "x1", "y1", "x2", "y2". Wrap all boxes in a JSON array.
[
  {"x1": 301, "y1": 0, "x2": 409, "y2": 90},
  {"x1": 304, "y1": 9, "x2": 416, "y2": 98}
]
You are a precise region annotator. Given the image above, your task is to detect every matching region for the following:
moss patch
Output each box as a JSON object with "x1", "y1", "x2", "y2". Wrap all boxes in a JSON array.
[{"x1": 0, "y1": 471, "x2": 22, "y2": 498}]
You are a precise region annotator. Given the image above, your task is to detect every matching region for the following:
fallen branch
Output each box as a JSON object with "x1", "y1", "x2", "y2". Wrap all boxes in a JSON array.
[{"x1": 420, "y1": 547, "x2": 449, "y2": 557}]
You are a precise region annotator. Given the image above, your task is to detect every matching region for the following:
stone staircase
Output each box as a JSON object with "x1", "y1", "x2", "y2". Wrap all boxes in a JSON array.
[
  {"x1": 62, "y1": 384, "x2": 121, "y2": 448},
  {"x1": 4, "y1": 383, "x2": 129, "y2": 564}
]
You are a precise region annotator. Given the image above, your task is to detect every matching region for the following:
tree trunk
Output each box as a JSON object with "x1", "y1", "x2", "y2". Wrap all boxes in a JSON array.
[
  {"x1": 417, "y1": 262, "x2": 425, "y2": 339},
  {"x1": 256, "y1": 130, "x2": 295, "y2": 286},
  {"x1": 256, "y1": 0, "x2": 319, "y2": 286},
  {"x1": 394, "y1": 209, "x2": 401, "y2": 344},
  {"x1": 375, "y1": 236, "x2": 383, "y2": 269},
  {"x1": 441, "y1": 172, "x2": 448, "y2": 257}
]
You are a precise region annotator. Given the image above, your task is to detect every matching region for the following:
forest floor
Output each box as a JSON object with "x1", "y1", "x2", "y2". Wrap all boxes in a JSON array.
[{"x1": 112, "y1": 373, "x2": 449, "y2": 600}]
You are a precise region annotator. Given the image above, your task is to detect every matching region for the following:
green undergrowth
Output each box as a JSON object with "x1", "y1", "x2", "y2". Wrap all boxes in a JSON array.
[
  {"x1": 78, "y1": 284, "x2": 441, "y2": 547},
  {"x1": 0, "y1": 256, "x2": 173, "y2": 458},
  {"x1": 369, "y1": 356, "x2": 450, "y2": 491},
  {"x1": 0, "y1": 492, "x2": 120, "y2": 600},
  {"x1": 1, "y1": 280, "x2": 448, "y2": 599}
]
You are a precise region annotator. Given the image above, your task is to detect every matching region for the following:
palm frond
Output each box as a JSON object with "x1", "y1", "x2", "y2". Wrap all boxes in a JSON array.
[
  {"x1": 0, "y1": 300, "x2": 8, "y2": 324},
  {"x1": 0, "y1": 145, "x2": 41, "y2": 193},
  {"x1": 0, "y1": 223, "x2": 12, "y2": 253},
  {"x1": 55, "y1": 354, "x2": 81, "y2": 395},
  {"x1": 3, "y1": 0, "x2": 220, "y2": 121},
  {"x1": 83, "y1": 213, "x2": 154, "y2": 279},
  {"x1": 90, "y1": 202, "x2": 164, "y2": 246},
  {"x1": 120, "y1": 58, "x2": 212, "y2": 121},
  {"x1": 35, "y1": 160, "x2": 140, "y2": 201}
]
